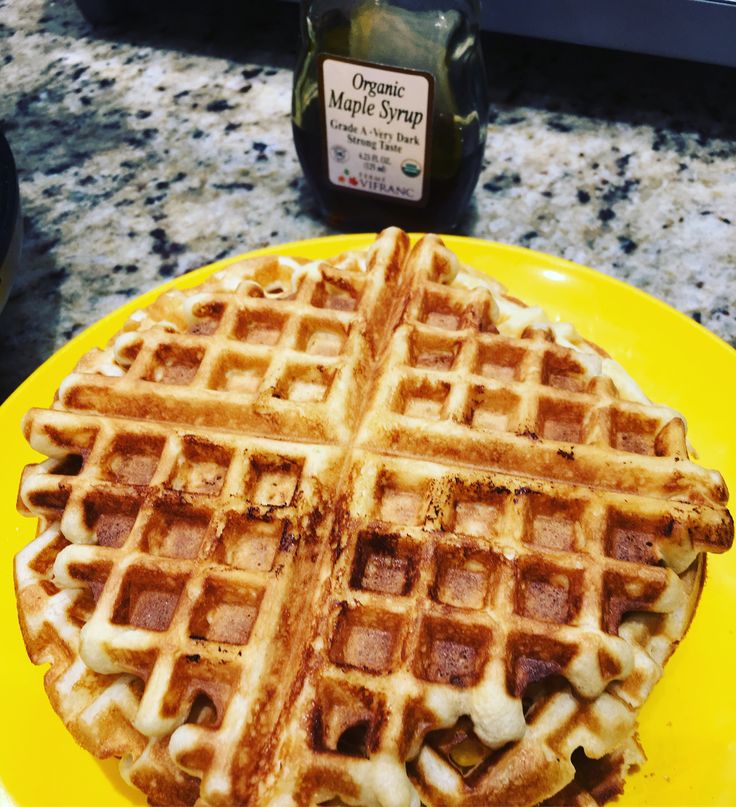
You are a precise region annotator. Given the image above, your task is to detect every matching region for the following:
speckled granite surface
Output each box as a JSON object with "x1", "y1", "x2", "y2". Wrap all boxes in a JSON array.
[{"x1": 0, "y1": 0, "x2": 734, "y2": 399}]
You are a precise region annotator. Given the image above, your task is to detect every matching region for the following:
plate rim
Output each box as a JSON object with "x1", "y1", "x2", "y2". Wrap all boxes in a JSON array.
[{"x1": 2, "y1": 232, "x2": 734, "y2": 806}]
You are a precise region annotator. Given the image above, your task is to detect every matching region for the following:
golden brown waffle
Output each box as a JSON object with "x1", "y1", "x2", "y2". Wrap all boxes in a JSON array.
[
  {"x1": 16, "y1": 232, "x2": 410, "y2": 806},
  {"x1": 15, "y1": 524, "x2": 199, "y2": 805},
  {"x1": 14, "y1": 516, "x2": 652, "y2": 807},
  {"x1": 16, "y1": 230, "x2": 732, "y2": 806},
  {"x1": 55, "y1": 233, "x2": 406, "y2": 444}
]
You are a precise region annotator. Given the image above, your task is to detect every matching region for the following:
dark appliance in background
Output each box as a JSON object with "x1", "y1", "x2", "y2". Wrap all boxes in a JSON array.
[
  {"x1": 75, "y1": 0, "x2": 736, "y2": 67},
  {"x1": 0, "y1": 132, "x2": 21, "y2": 314}
]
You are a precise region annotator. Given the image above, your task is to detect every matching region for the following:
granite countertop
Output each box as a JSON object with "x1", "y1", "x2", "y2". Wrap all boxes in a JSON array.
[{"x1": 1, "y1": 0, "x2": 734, "y2": 400}]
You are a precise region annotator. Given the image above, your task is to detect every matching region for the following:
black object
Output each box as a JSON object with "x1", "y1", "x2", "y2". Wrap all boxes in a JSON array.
[
  {"x1": 75, "y1": 0, "x2": 127, "y2": 25},
  {"x1": 0, "y1": 131, "x2": 21, "y2": 314}
]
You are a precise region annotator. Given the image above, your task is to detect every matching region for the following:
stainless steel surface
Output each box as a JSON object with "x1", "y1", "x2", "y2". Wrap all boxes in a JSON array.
[{"x1": 482, "y1": 0, "x2": 736, "y2": 68}]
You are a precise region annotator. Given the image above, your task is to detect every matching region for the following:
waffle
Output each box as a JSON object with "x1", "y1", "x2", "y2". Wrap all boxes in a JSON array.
[
  {"x1": 15, "y1": 524, "x2": 199, "y2": 805},
  {"x1": 15, "y1": 229, "x2": 732, "y2": 806}
]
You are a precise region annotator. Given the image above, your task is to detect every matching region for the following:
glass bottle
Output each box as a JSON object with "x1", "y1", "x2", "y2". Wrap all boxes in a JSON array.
[{"x1": 292, "y1": 0, "x2": 489, "y2": 232}]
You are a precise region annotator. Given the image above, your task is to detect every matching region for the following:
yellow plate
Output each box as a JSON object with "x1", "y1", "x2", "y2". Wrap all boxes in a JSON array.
[{"x1": 2, "y1": 234, "x2": 734, "y2": 807}]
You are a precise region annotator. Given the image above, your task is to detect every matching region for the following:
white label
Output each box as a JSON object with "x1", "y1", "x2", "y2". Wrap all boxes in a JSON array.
[{"x1": 320, "y1": 56, "x2": 433, "y2": 204}]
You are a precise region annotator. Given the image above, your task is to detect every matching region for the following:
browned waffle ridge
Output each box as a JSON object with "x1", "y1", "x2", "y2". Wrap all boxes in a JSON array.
[{"x1": 16, "y1": 229, "x2": 732, "y2": 806}]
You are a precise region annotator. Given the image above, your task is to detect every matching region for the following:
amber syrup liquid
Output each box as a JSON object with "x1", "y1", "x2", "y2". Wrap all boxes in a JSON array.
[
  {"x1": 293, "y1": 111, "x2": 485, "y2": 232},
  {"x1": 292, "y1": 2, "x2": 488, "y2": 233}
]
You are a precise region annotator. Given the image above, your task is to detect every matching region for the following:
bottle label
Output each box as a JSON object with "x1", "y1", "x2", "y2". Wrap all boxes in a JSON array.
[{"x1": 319, "y1": 55, "x2": 433, "y2": 205}]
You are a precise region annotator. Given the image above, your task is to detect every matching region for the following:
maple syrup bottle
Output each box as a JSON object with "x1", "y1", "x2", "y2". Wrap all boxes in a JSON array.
[{"x1": 292, "y1": 0, "x2": 489, "y2": 232}]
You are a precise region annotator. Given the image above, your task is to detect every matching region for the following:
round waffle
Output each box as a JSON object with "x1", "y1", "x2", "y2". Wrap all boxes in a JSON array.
[{"x1": 15, "y1": 229, "x2": 732, "y2": 806}]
